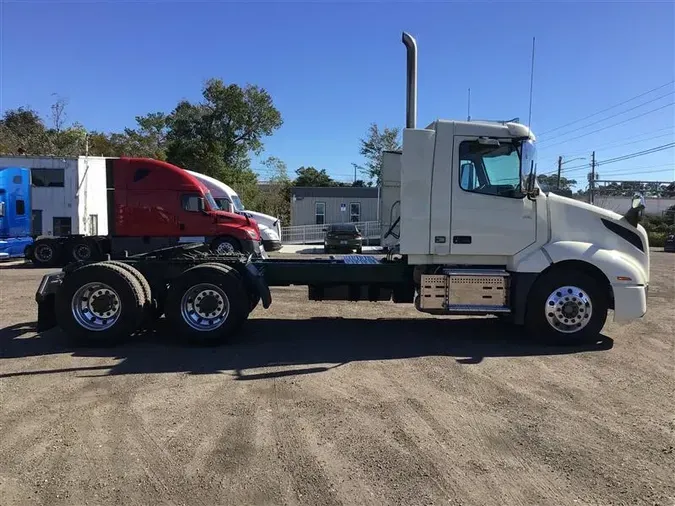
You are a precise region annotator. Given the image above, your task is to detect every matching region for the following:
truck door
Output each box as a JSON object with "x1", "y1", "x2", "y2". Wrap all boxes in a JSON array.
[{"x1": 450, "y1": 137, "x2": 536, "y2": 256}]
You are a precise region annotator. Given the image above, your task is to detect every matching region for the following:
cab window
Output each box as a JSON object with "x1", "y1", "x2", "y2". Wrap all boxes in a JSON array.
[
  {"x1": 181, "y1": 194, "x2": 203, "y2": 212},
  {"x1": 459, "y1": 140, "x2": 523, "y2": 198}
]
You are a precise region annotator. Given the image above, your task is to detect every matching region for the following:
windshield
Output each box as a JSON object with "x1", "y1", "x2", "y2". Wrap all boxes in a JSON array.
[
  {"x1": 231, "y1": 195, "x2": 245, "y2": 212},
  {"x1": 204, "y1": 191, "x2": 218, "y2": 211}
]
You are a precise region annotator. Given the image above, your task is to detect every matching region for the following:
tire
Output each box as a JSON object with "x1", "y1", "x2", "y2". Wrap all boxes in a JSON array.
[
  {"x1": 55, "y1": 263, "x2": 146, "y2": 346},
  {"x1": 98, "y1": 261, "x2": 158, "y2": 321},
  {"x1": 525, "y1": 268, "x2": 608, "y2": 345},
  {"x1": 31, "y1": 239, "x2": 60, "y2": 267},
  {"x1": 356, "y1": 246, "x2": 363, "y2": 254},
  {"x1": 69, "y1": 239, "x2": 96, "y2": 262},
  {"x1": 211, "y1": 236, "x2": 241, "y2": 255},
  {"x1": 164, "y1": 263, "x2": 248, "y2": 346}
]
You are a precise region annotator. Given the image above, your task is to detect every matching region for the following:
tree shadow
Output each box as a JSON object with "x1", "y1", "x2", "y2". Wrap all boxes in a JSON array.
[{"x1": 0, "y1": 317, "x2": 613, "y2": 380}]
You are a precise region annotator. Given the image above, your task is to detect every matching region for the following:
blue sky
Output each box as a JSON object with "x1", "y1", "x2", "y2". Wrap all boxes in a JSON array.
[{"x1": 2, "y1": 0, "x2": 674, "y2": 187}]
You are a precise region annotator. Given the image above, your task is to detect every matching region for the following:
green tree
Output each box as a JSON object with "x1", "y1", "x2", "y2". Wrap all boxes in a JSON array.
[
  {"x1": 0, "y1": 107, "x2": 50, "y2": 154},
  {"x1": 352, "y1": 123, "x2": 401, "y2": 185},
  {"x1": 121, "y1": 112, "x2": 168, "y2": 159},
  {"x1": 537, "y1": 174, "x2": 578, "y2": 194},
  {"x1": 293, "y1": 166, "x2": 338, "y2": 187},
  {"x1": 257, "y1": 156, "x2": 292, "y2": 224}
]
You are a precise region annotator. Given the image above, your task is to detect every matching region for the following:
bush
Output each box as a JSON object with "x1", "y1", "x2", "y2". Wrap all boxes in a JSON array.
[{"x1": 648, "y1": 232, "x2": 668, "y2": 248}]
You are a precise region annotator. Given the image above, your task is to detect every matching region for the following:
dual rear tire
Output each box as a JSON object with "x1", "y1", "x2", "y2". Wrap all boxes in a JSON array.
[{"x1": 56, "y1": 261, "x2": 250, "y2": 347}]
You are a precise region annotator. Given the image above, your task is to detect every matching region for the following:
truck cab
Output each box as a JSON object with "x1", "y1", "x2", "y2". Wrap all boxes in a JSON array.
[
  {"x1": 0, "y1": 166, "x2": 34, "y2": 260},
  {"x1": 186, "y1": 170, "x2": 283, "y2": 252},
  {"x1": 111, "y1": 158, "x2": 262, "y2": 255}
]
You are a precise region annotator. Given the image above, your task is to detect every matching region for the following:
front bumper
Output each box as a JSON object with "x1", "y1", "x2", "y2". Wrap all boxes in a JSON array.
[
  {"x1": 262, "y1": 239, "x2": 282, "y2": 252},
  {"x1": 612, "y1": 284, "x2": 648, "y2": 323},
  {"x1": 325, "y1": 240, "x2": 362, "y2": 250}
]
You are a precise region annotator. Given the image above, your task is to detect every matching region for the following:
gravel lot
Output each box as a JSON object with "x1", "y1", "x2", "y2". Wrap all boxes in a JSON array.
[{"x1": 1, "y1": 251, "x2": 674, "y2": 506}]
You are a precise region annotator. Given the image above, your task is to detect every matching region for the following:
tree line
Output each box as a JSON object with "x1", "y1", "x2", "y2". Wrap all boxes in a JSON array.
[{"x1": 0, "y1": 79, "x2": 401, "y2": 224}]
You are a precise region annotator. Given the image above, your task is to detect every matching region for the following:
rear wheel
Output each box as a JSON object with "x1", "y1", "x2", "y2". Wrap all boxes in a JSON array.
[
  {"x1": 32, "y1": 239, "x2": 60, "y2": 267},
  {"x1": 99, "y1": 261, "x2": 158, "y2": 321},
  {"x1": 55, "y1": 263, "x2": 146, "y2": 346},
  {"x1": 69, "y1": 239, "x2": 96, "y2": 262},
  {"x1": 165, "y1": 264, "x2": 248, "y2": 345},
  {"x1": 525, "y1": 269, "x2": 608, "y2": 345}
]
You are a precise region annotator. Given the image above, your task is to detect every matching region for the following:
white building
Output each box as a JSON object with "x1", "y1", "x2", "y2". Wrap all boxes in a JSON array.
[{"x1": 0, "y1": 155, "x2": 109, "y2": 237}]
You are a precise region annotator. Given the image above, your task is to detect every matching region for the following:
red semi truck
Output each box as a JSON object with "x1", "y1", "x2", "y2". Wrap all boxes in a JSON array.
[{"x1": 25, "y1": 157, "x2": 263, "y2": 266}]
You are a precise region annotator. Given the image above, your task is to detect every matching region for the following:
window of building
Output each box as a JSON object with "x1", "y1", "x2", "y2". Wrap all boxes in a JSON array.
[
  {"x1": 458, "y1": 140, "x2": 523, "y2": 198},
  {"x1": 31, "y1": 168, "x2": 65, "y2": 188},
  {"x1": 350, "y1": 202, "x2": 361, "y2": 222},
  {"x1": 89, "y1": 214, "x2": 98, "y2": 235},
  {"x1": 315, "y1": 202, "x2": 326, "y2": 225},
  {"x1": 53, "y1": 217, "x2": 72, "y2": 236},
  {"x1": 181, "y1": 194, "x2": 203, "y2": 212},
  {"x1": 15, "y1": 199, "x2": 25, "y2": 215}
]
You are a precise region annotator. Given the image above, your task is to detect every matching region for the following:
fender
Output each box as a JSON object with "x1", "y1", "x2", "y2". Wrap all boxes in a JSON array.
[{"x1": 544, "y1": 241, "x2": 647, "y2": 286}]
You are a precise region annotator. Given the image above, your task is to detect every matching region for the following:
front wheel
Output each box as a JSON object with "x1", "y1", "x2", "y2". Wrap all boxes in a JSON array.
[
  {"x1": 525, "y1": 269, "x2": 608, "y2": 345},
  {"x1": 211, "y1": 236, "x2": 241, "y2": 255}
]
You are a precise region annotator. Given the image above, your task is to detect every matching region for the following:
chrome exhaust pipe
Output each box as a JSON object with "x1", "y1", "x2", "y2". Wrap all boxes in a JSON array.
[{"x1": 402, "y1": 32, "x2": 417, "y2": 129}]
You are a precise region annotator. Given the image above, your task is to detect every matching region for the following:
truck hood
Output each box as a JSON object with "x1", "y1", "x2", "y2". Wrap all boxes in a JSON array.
[
  {"x1": 238, "y1": 210, "x2": 281, "y2": 241},
  {"x1": 546, "y1": 192, "x2": 649, "y2": 281},
  {"x1": 241, "y1": 210, "x2": 278, "y2": 229}
]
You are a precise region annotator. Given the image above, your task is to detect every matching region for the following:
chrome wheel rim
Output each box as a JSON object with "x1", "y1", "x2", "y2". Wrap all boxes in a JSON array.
[
  {"x1": 35, "y1": 244, "x2": 53, "y2": 262},
  {"x1": 545, "y1": 285, "x2": 593, "y2": 333},
  {"x1": 73, "y1": 244, "x2": 91, "y2": 260},
  {"x1": 215, "y1": 242, "x2": 235, "y2": 254},
  {"x1": 71, "y1": 282, "x2": 121, "y2": 331},
  {"x1": 180, "y1": 283, "x2": 230, "y2": 332}
]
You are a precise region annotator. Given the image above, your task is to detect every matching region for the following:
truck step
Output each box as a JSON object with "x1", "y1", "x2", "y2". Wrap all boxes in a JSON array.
[{"x1": 342, "y1": 255, "x2": 379, "y2": 265}]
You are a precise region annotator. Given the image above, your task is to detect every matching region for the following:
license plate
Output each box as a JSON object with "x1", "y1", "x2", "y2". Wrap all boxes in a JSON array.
[{"x1": 340, "y1": 240, "x2": 347, "y2": 245}]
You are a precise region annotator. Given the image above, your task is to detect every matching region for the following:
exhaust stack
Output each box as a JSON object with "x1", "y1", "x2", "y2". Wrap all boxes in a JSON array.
[{"x1": 402, "y1": 32, "x2": 418, "y2": 129}]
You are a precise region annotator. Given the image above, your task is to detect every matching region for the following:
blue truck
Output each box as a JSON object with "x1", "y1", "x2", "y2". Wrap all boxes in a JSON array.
[{"x1": 0, "y1": 167, "x2": 34, "y2": 260}]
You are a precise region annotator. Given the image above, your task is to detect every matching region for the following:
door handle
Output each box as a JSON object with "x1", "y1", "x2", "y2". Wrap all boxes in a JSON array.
[
  {"x1": 453, "y1": 235, "x2": 472, "y2": 244},
  {"x1": 179, "y1": 223, "x2": 185, "y2": 231}
]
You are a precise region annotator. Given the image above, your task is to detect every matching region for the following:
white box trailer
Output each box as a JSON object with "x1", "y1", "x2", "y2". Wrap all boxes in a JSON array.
[{"x1": 0, "y1": 155, "x2": 109, "y2": 238}]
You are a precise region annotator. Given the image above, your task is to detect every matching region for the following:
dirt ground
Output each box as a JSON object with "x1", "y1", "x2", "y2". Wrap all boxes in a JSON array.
[{"x1": 1, "y1": 251, "x2": 673, "y2": 506}]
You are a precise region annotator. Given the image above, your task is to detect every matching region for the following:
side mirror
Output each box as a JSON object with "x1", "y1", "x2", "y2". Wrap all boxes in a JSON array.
[
  {"x1": 624, "y1": 193, "x2": 646, "y2": 227},
  {"x1": 631, "y1": 193, "x2": 646, "y2": 210},
  {"x1": 0, "y1": 201, "x2": 5, "y2": 217},
  {"x1": 524, "y1": 160, "x2": 540, "y2": 199}
]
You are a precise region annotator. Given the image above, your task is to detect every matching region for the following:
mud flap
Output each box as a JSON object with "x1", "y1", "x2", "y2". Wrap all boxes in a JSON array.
[
  {"x1": 36, "y1": 294, "x2": 57, "y2": 332},
  {"x1": 244, "y1": 262, "x2": 272, "y2": 309}
]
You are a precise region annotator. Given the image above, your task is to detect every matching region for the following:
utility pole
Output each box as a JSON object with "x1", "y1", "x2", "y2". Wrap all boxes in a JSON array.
[
  {"x1": 589, "y1": 150, "x2": 596, "y2": 204},
  {"x1": 556, "y1": 155, "x2": 562, "y2": 190}
]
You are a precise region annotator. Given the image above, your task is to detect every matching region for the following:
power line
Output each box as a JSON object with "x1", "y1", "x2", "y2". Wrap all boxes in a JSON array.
[
  {"x1": 597, "y1": 142, "x2": 675, "y2": 166},
  {"x1": 542, "y1": 142, "x2": 675, "y2": 175},
  {"x1": 538, "y1": 128, "x2": 675, "y2": 158},
  {"x1": 537, "y1": 80, "x2": 675, "y2": 136},
  {"x1": 539, "y1": 90, "x2": 673, "y2": 140},
  {"x1": 537, "y1": 102, "x2": 675, "y2": 148}
]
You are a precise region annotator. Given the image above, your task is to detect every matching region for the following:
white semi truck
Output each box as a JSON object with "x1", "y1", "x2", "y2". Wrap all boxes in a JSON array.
[
  {"x1": 35, "y1": 32, "x2": 649, "y2": 346},
  {"x1": 186, "y1": 170, "x2": 283, "y2": 252}
]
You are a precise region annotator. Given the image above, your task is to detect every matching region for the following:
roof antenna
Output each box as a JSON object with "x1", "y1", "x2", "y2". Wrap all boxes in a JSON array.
[
  {"x1": 467, "y1": 88, "x2": 471, "y2": 121},
  {"x1": 527, "y1": 37, "x2": 536, "y2": 129}
]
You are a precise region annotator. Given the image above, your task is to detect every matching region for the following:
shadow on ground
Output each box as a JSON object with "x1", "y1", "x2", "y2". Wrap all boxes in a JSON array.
[{"x1": 0, "y1": 317, "x2": 613, "y2": 380}]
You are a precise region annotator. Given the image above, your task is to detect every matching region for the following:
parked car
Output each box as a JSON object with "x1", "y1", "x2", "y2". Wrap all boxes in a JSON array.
[
  {"x1": 323, "y1": 223, "x2": 363, "y2": 254},
  {"x1": 665, "y1": 234, "x2": 675, "y2": 252}
]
